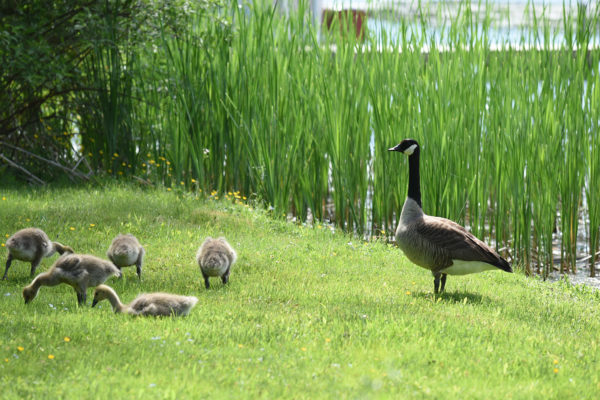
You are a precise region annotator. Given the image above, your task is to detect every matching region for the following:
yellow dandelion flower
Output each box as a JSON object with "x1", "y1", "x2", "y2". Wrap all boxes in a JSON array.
[
  {"x1": 1, "y1": 196, "x2": 5, "y2": 201},
  {"x1": 191, "y1": 179, "x2": 196, "y2": 183},
  {"x1": 26, "y1": 218, "x2": 30, "y2": 222},
  {"x1": 64, "y1": 337, "x2": 71, "y2": 342},
  {"x1": 69, "y1": 227, "x2": 75, "y2": 231},
  {"x1": 228, "y1": 192, "x2": 233, "y2": 196},
  {"x1": 17, "y1": 346, "x2": 24, "y2": 352},
  {"x1": 238, "y1": 344, "x2": 244, "y2": 348},
  {"x1": 166, "y1": 161, "x2": 170, "y2": 165},
  {"x1": 214, "y1": 196, "x2": 219, "y2": 200},
  {"x1": 89, "y1": 224, "x2": 95, "y2": 227},
  {"x1": 48, "y1": 354, "x2": 55, "y2": 360},
  {"x1": 4, "y1": 234, "x2": 7, "y2": 238},
  {"x1": 242, "y1": 196, "x2": 247, "y2": 200},
  {"x1": 167, "y1": 188, "x2": 172, "y2": 191},
  {"x1": 121, "y1": 162, "x2": 126, "y2": 166},
  {"x1": 146, "y1": 153, "x2": 151, "y2": 157},
  {"x1": 180, "y1": 181, "x2": 184, "y2": 186},
  {"x1": 113, "y1": 153, "x2": 119, "y2": 158},
  {"x1": 156, "y1": 164, "x2": 160, "y2": 167},
  {"x1": 34, "y1": 134, "x2": 39, "y2": 139},
  {"x1": 553, "y1": 368, "x2": 558, "y2": 374},
  {"x1": 107, "y1": 169, "x2": 112, "y2": 173},
  {"x1": 1, "y1": 244, "x2": 4, "y2": 247},
  {"x1": 88, "y1": 152, "x2": 93, "y2": 157},
  {"x1": 117, "y1": 171, "x2": 123, "y2": 176},
  {"x1": 142, "y1": 163, "x2": 146, "y2": 167},
  {"x1": 405, "y1": 291, "x2": 411, "y2": 295},
  {"x1": 553, "y1": 359, "x2": 559, "y2": 365},
  {"x1": 99, "y1": 150, "x2": 104, "y2": 155},
  {"x1": 301, "y1": 347, "x2": 307, "y2": 351},
  {"x1": 4, "y1": 358, "x2": 8, "y2": 362},
  {"x1": 325, "y1": 338, "x2": 331, "y2": 343},
  {"x1": 149, "y1": 160, "x2": 155, "y2": 164}
]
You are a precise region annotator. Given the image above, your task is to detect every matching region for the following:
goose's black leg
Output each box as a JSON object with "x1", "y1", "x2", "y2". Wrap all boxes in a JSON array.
[
  {"x1": 221, "y1": 267, "x2": 231, "y2": 285},
  {"x1": 2, "y1": 254, "x2": 13, "y2": 280},
  {"x1": 434, "y1": 273, "x2": 441, "y2": 294},
  {"x1": 440, "y1": 274, "x2": 447, "y2": 293},
  {"x1": 203, "y1": 272, "x2": 210, "y2": 289},
  {"x1": 76, "y1": 292, "x2": 83, "y2": 305}
]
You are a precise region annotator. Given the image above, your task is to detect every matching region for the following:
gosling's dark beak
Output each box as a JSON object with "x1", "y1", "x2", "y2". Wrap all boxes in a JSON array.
[
  {"x1": 388, "y1": 144, "x2": 402, "y2": 152},
  {"x1": 92, "y1": 299, "x2": 98, "y2": 307}
]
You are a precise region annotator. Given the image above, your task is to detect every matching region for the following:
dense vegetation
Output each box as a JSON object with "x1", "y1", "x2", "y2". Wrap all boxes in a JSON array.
[
  {"x1": 1, "y1": 1, "x2": 599, "y2": 277},
  {"x1": 0, "y1": 185, "x2": 599, "y2": 398}
]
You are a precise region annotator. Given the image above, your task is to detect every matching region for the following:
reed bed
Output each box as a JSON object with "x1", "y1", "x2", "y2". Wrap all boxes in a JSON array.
[{"x1": 75, "y1": 0, "x2": 600, "y2": 275}]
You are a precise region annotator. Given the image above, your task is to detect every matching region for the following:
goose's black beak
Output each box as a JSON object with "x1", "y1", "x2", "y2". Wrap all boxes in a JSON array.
[
  {"x1": 92, "y1": 299, "x2": 98, "y2": 307},
  {"x1": 388, "y1": 144, "x2": 402, "y2": 152}
]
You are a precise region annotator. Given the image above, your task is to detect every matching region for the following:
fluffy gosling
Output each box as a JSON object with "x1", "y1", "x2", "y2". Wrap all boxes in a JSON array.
[
  {"x1": 106, "y1": 234, "x2": 145, "y2": 279},
  {"x1": 196, "y1": 237, "x2": 237, "y2": 289},
  {"x1": 4, "y1": 228, "x2": 74, "y2": 280},
  {"x1": 92, "y1": 285, "x2": 198, "y2": 317},
  {"x1": 23, "y1": 253, "x2": 121, "y2": 305}
]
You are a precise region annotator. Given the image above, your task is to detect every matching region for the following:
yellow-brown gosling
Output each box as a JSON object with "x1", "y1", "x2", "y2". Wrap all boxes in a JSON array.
[
  {"x1": 196, "y1": 237, "x2": 237, "y2": 289},
  {"x1": 106, "y1": 234, "x2": 145, "y2": 279},
  {"x1": 92, "y1": 285, "x2": 198, "y2": 316},
  {"x1": 23, "y1": 253, "x2": 121, "y2": 305},
  {"x1": 3, "y1": 228, "x2": 74, "y2": 280}
]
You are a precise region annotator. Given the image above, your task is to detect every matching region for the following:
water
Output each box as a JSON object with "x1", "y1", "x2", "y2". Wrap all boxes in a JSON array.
[{"x1": 315, "y1": 0, "x2": 598, "y2": 48}]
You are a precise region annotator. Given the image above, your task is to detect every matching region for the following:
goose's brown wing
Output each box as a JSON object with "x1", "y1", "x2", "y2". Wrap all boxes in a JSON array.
[{"x1": 417, "y1": 216, "x2": 512, "y2": 272}]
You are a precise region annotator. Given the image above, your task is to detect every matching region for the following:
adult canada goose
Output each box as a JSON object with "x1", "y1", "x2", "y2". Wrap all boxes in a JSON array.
[
  {"x1": 388, "y1": 139, "x2": 512, "y2": 294},
  {"x1": 22, "y1": 253, "x2": 121, "y2": 305},
  {"x1": 196, "y1": 237, "x2": 237, "y2": 289},
  {"x1": 92, "y1": 284, "x2": 198, "y2": 317},
  {"x1": 3, "y1": 228, "x2": 74, "y2": 280},
  {"x1": 106, "y1": 234, "x2": 145, "y2": 279}
]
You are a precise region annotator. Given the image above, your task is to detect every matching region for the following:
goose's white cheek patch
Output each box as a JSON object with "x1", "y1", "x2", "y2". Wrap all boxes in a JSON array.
[{"x1": 404, "y1": 144, "x2": 417, "y2": 155}]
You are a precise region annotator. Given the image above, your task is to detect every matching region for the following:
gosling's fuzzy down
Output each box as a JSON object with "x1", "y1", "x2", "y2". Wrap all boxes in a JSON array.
[
  {"x1": 92, "y1": 284, "x2": 198, "y2": 316},
  {"x1": 196, "y1": 237, "x2": 237, "y2": 289},
  {"x1": 4, "y1": 228, "x2": 74, "y2": 280},
  {"x1": 23, "y1": 253, "x2": 121, "y2": 305},
  {"x1": 106, "y1": 234, "x2": 145, "y2": 279}
]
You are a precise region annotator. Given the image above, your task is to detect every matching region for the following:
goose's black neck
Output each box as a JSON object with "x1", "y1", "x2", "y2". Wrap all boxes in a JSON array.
[{"x1": 407, "y1": 149, "x2": 422, "y2": 208}]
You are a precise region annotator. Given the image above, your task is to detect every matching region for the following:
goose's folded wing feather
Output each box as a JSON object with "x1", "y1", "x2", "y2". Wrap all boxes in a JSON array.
[{"x1": 417, "y1": 217, "x2": 510, "y2": 270}]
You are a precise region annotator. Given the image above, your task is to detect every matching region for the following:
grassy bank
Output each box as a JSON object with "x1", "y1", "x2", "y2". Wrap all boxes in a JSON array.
[{"x1": 0, "y1": 184, "x2": 598, "y2": 399}]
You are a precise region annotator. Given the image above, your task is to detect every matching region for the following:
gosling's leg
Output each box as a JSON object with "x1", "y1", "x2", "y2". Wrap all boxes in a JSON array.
[
  {"x1": 440, "y1": 274, "x2": 447, "y2": 293},
  {"x1": 221, "y1": 267, "x2": 231, "y2": 285},
  {"x1": 30, "y1": 254, "x2": 43, "y2": 277},
  {"x1": 136, "y1": 262, "x2": 142, "y2": 280},
  {"x1": 2, "y1": 254, "x2": 13, "y2": 280},
  {"x1": 203, "y1": 272, "x2": 210, "y2": 289},
  {"x1": 135, "y1": 252, "x2": 143, "y2": 280},
  {"x1": 117, "y1": 267, "x2": 123, "y2": 280}
]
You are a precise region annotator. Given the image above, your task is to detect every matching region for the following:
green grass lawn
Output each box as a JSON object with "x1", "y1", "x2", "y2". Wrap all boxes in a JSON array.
[{"x1": 0, "y1": 184, "x2": 598, "y2": 399}]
